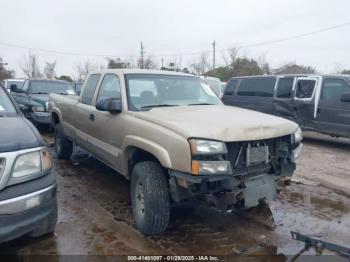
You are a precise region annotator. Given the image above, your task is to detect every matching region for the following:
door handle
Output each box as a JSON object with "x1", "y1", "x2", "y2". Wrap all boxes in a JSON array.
[{"x1": 89, "y1": 113, "x2": 95, "y2": 121}]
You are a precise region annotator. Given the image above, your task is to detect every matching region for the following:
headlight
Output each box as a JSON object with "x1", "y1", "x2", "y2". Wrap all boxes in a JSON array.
[
  {"x1": 192, "y1": 160, "x2": 232, "y2": 175},
  {"x1": 293, "y1": 128, "x2": 303, "y2": 143},
  {"x1": 189, "y1": 139, "x2": 227, "y2": 155},
  {"x1": 12, "y1": 149, "x2": 52, "y2": 178},
  {"x1": 32, "y1": 106, "x2": 45, "y2": 112}
]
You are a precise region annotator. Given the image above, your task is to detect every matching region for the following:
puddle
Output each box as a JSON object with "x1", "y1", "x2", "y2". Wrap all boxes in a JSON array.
[{"x1": 3, "y1": 135, "x2": 350, "y2": 259}]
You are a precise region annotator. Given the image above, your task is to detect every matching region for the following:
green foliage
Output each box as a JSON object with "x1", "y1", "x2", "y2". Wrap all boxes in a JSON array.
[
  {"x1": 57, "y1": 75, "x2": 73, "y2": 82},
  {"x1": 107, "y1": 58, "x2": 130, "y2": 69},
  {"x1": 205, "y1": 57, "x2": 268, "y2": 81}
]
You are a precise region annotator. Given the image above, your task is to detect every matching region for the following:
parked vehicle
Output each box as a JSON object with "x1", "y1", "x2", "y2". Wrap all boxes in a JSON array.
[
  {"x1": 71, "y1": 81, "x2": 83, "y2": 95},
  {"x1": 222, "y1": 74, "x2": 350, "y2": 138},
  {"x1": 2, "y1": 78, "x2": 25, "y2": 93},
  {"x1": 49, "y1": 69, "x2": 302, "y2": 235},
  {"x1": 0, "y1": 83, "x2": 57, "y2": 243},
  {"x1": 201, "y1": 76, "x2": 222, "y2": 97},
  {"x1": 11, "y1": 79, "x2": 76, "y2": 126}
]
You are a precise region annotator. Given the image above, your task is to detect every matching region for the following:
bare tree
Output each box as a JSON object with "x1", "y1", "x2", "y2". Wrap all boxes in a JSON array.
[
  {"x1": 0, "y1": 57, "x2": 14, "y2": 80},
  {"x1": 190, "y1": 52, "x2": 210, "y2": 75},
  {"x1": 333, "y1": 63, "x2": 344, "y2": 74},
  {"x1": 44, "y1": 60, "x2": 57, "y2": 79},
  {"x1": 222, "y1": 47, "x2": 239, "y2": 68},
  {"x1": 20, "y1": 52, "x2": 42, "y2": 78},
  {"x1": 257, "y1": 54, "x2": 270, "y2": 75},
  {"x1": 73, "y1": 60, "x2": 99, "y2": 81},
  {"x1": 138, "y1": 56, "x2": 157, "y2": 69}
]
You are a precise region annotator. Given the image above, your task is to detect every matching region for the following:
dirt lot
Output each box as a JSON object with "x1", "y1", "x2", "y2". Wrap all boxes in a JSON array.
[{"x1": 0, "y1": 131, "x2": 349, "y2": 259}]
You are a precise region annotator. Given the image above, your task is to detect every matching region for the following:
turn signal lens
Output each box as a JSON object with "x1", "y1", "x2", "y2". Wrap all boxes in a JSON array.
[
  {"x1": 191, "y1": 160, "x2": 231, "y2": 175},
  {"x1": 41, "y1": 149, "x2": 52, "y2": 172},
  {"x1": 191, "y1": 160, "x2": 200, "y2": 175}
]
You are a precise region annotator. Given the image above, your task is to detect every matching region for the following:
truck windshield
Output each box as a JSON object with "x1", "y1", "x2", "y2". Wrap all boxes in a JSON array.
[
  {"x1": 125, "y1": 74, "x2": 222, "y2": 111},
  {"x1": 0, "y1": 87, "x2": 17, "y2": 115},
  {"x1": 28, "y1": 81, "x2": 76, "y2": 95},
  {"x1": 6, "y1": 80, "x2": 24, "y2": 90}
]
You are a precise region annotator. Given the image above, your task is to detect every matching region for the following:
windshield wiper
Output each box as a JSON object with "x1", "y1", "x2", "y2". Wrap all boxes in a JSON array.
[
  {"x1": 31, "y1": 92, "x2": 48, "y2": 94},
  {"x1": 188, "y1": 103, "x2": 216, "y2": 106},
  {"x1": 140, "y1": 104, "x2": 179, "y2": 110}
]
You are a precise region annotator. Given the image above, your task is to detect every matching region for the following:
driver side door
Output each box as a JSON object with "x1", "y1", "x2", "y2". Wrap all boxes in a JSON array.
[{"x1": 85, "y1": 73, "x2": 124, "y2": 171}]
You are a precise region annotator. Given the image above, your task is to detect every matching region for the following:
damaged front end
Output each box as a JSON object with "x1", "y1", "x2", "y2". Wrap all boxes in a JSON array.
[{"x1": 169, "y1": 132, "x2": 303, "y2": 211}]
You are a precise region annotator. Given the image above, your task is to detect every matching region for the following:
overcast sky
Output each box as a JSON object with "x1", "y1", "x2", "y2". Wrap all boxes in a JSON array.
[{"x1": 1, "y1": 0, "x2": 350, "y2": 78}]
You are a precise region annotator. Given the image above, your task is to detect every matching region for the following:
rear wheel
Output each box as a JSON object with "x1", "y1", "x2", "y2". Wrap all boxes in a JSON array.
[
  {"x1": 54, "y1": 123, "x2": 73, "y2": 160},
  {"x1": 131, "y1": 161, "x2": 170, "y2": 235}
]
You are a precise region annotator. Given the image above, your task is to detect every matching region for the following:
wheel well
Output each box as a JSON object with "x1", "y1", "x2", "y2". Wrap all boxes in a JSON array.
[
  {"x1": 52, "y1": 112, "x2": 60, "y2": 126},
  {"x1": 128, "y1": 147, "x2": 163, "y2": 177}
]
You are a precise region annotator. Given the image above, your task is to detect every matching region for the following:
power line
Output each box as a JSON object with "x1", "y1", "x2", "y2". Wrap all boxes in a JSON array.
[{"x1": 0, "y1": 21, "x2": 349, "y2": 58}]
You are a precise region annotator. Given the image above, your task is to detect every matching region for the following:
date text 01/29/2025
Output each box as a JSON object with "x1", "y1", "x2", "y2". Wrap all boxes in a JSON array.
[{"x1": 127, "y1": 256, "x2": 220, "y2": 261}]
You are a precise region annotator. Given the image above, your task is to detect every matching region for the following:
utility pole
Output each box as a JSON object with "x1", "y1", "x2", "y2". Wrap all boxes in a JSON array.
[
  {"x1": 161, "y1": 58, "x2": 164, "y2": 68},
  {"x1": 0, "y1": 58, "x2": 8, "y2": 81},
  {"x1": 140, "y1": 42, "x2": 145, "y2": 69},
  {"x1": 212, "y1": 41, "x2": 216, "y2": 70}
]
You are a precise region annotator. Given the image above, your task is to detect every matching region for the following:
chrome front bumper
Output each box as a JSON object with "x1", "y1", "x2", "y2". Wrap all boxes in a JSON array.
[
  {"x1": 30, "y1": 112, "x2": 51, "y2": 124},
  {"x1": 0, "y1": 184, "x2": 56, "y2": 215}
]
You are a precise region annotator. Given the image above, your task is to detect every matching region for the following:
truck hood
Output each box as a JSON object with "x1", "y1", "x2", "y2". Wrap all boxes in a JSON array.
[
  {"x1": 0, "y1": 117, "x2": 44, "y2": 153},
  {"x1": 134, "y1": 105, "x2": 299, "y2": 141},
  {"x1": 28, "y1": 93, "x2": 49, "y2": 103}
]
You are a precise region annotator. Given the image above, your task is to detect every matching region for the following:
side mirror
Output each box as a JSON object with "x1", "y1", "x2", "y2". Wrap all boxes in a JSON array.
[
  {"x1": 18, "y1": 104, "x2": 29, "y2": 113},
  {"x1": 10, "y1": 84, "x2": 24, "y2": 93},
  {"x1": 96, "y1": 98, "x2": 122, "y2": 113},
  {"x1": 341, "y1": 92, "x2": 350, "y2": 102}
]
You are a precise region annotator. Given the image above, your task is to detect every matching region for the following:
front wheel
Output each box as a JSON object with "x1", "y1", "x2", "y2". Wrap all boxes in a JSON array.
[
  {"x1": 131, "y1": 161, "x2": 170, "y2": 235},
  {"x1": 54, "y1": 123, "x2": 73, "y2": 160}
]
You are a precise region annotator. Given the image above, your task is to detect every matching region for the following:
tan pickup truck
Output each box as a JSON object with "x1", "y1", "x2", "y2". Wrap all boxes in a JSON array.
[{"x1": 49, "y1": 69, "x2": 303, "y2": 235}]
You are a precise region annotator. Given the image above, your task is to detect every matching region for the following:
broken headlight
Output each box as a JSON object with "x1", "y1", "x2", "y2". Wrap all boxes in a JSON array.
[{"x1": 292, "y1": 127, "x2": 303, "y2": 144}]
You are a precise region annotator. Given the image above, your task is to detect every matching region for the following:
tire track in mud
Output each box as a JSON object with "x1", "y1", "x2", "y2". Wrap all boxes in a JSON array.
[
  {"x1": 39, "y1": 132, "x2": 350, "y2": 257},
  {"x1": 55, "y1": 152, "x2": 281, "y2": 256}
]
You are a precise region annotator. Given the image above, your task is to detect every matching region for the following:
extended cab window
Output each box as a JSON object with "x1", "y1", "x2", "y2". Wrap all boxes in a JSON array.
[
  {"x1": 82, "y1": 74, "x2": 100, "y2": 105},
  {"x1": 96, "y1": 74, "x2": 121, "y2": 104},
  {"x1": 276, "y1": 77, "x2": 294, "y2": 98},
  {"x1": 295, "y1": 79, "x2": 316, "y2": 99},
  {"x1": 321, "y1": 78, "x2": 350, "y2": 101},
  {"x1": 224, "y1": 79, "x2": 239, "y2": 95},
  {"x1": 237, "y1": 78, "x2": 276, "y2": 97}
]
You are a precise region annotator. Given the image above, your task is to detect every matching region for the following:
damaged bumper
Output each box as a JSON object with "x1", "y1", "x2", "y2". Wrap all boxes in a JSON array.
[
  {"x1": 29, "y1": 112, "x2": 51, "y2": 124},
  {"x1": 169, "y1": 171, "x2": 278, "y2": 209}
]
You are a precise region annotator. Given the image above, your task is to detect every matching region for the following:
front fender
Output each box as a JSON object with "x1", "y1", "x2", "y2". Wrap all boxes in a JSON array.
[{"x1": 122, "y1": 135, "x2": 172, "y2": 175}]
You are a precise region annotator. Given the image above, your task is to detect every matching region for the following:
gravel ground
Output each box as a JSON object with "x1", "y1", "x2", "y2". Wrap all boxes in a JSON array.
[{"x1": 0, "y1": 131, "x2": 349, "y2": 260}]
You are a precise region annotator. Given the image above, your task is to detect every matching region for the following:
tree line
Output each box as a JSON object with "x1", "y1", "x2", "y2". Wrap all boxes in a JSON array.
[{"x1": 1, "y1": 49, "x2": 349, "y2": 82}]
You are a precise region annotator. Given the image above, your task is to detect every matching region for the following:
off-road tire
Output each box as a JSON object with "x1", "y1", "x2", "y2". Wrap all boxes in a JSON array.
[
  {"x1": 131, "y1": 161, "x2": 170, "y2": 235},
  {"x1": 29, "y1": 201, "x2": 58, "y2": 237},
  {"x1": 54, "y1": 123, "x2": 73, "y2": 160}
]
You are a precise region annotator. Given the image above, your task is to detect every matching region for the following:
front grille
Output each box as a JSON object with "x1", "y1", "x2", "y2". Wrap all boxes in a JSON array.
[
  {"x1": 0, "y1": 158, "x2": 5, "y2": 179},
  {"x1": 226, "y1": 136, "x2": 289, "y2": 176}
]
